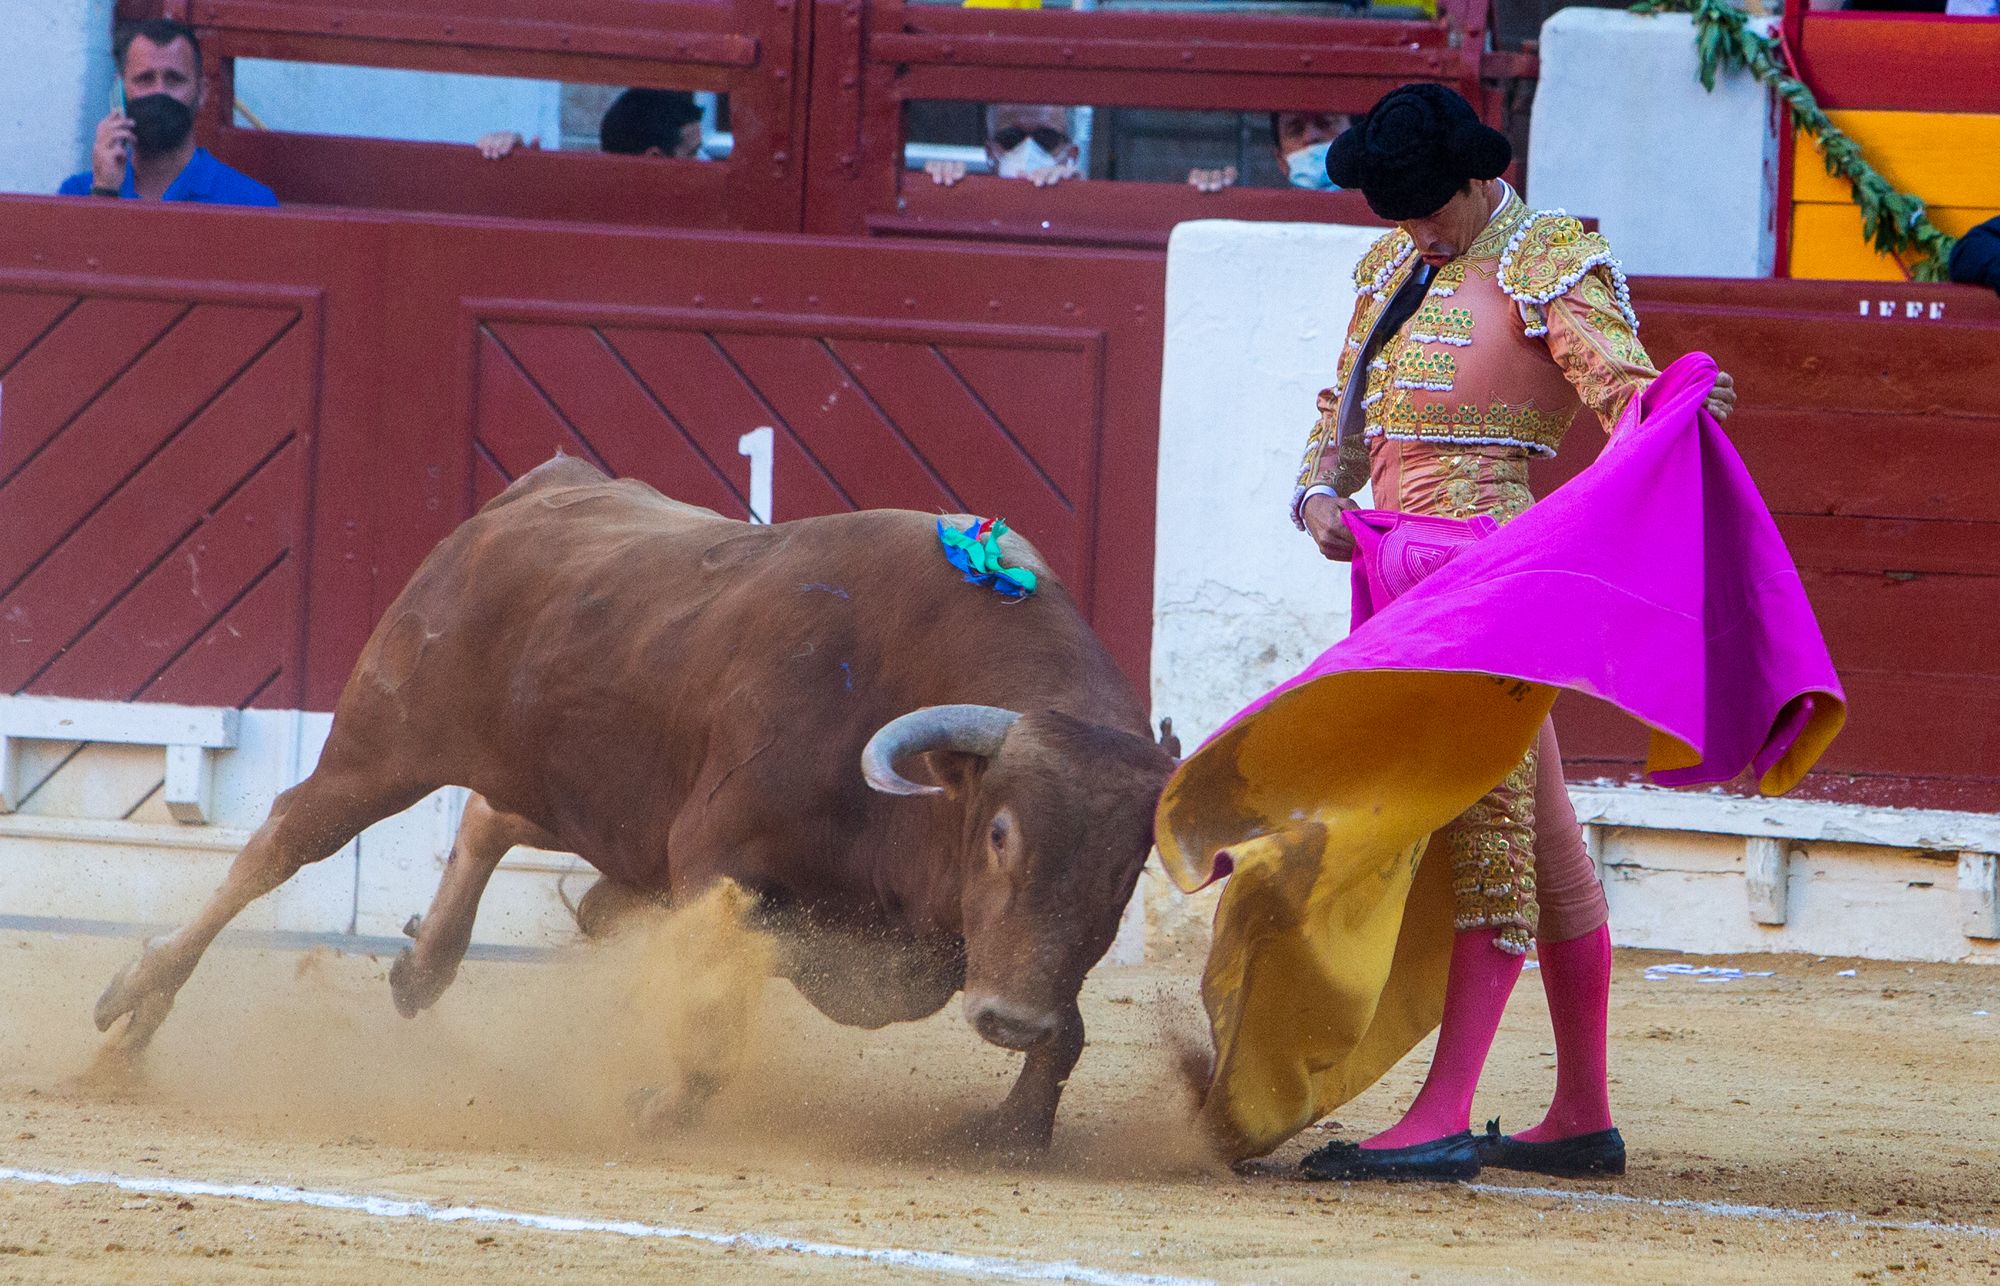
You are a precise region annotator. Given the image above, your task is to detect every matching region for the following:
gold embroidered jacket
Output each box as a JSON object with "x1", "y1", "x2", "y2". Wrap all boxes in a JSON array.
[{"x1": 1293, "y1": 191, "x2": 1658, "y2": 513}]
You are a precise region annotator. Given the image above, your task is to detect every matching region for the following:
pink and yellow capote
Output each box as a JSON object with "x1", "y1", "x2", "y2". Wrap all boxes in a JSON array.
[{"x1": 1155, "y1": 354, "x2": 1845, "y2": 1161}]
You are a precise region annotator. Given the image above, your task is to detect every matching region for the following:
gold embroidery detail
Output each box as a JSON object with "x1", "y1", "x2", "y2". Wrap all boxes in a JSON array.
[
  {"x1": 1440, "y1": 748, "x2": 1539, "y2": 955},
  {"x1": 1391, "y1": 345, "x2": 1457, "y2": 391},
  {"x1": 1575, "y1": 272, "x2": 1652, "y2": 368},
  {"x1": 1353, "y1": 228, "x2": 1416, "y2": 296},
  {"x1": 1370, "y1": 391, "x2": 1575, "y2": 456},
  {"x1": 1430, "y1": 452, "x2": 1533, "y2": 522},
  {"x1": 1466, "y1": 192, "x2": 1530, "y2": 261},
  {"x1": 1409, "y1": 299, "x2": 1474, "y2": 346}
]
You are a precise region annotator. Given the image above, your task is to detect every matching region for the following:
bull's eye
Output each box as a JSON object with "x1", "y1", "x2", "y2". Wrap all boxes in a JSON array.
[{"x1": 989, "y1": 815, "x2": 1011, "y2": 852}]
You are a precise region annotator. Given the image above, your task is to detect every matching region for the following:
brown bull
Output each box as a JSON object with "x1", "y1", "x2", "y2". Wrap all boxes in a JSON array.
[{"x1": 95, "y1": 457, "x2": 1176, "y2": 1147}]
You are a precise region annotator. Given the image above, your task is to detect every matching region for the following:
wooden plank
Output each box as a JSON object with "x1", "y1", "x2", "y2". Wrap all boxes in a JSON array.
[
  {"x1": 1791, "y1": 112, "x2": 2000, "y2": 210},
  {"x1": 138, "y1": 561, "x2": 297, "y2": 710},
  {"x1": 1725, "y1": 413, "x2": 2000, "y2": 524},
  {"x1": 470, "y1": 329, "x2": 606, "y2": 481},
  {"x1": 826, "y1": 336, "x2": 1081, "y2": 572},
  {"x1": 1776, "y1": 514, "x2": 2000, "y2": 578},
  {"x1": 26, "y1": 440, "x2": 302, "y2": 701},
  {"x1": 0, "y1": 303, "x2": 294, "y2": 594},
  {"x1": 0, "y1": 328, "x2": 306, "y2": 693},
  {"x1": 0, "y1": 293, "x2": 74, "y2": 376},
  {"x1": 718, "y1": 332, "x2": 961, "y2": 513},
  {"x1": 1795, "y1": 12, "x2": 2000, "y2": 114},
  {"x1": 606, "y1": 326, "x2": 852, "y2": 522},
  {"x1": 0, "y1": 696, "x2": 237, "y2": 748},
  {"x1": 934, "y1": 341, "x2": 1100, "y2": 507},
  {"x1": 212, "y1": 129, "x2": 738, "y2": 228},
  {"x1": 471, "y1": 447, "x2": 511, "y2": 508},
  {"x1": 1569, "y1": 783, "x2": 2000, "y2": 854},
  {"x1": 1560, "y1": 669, "x2": 2000, "y2": 788},
  {"x1": 1813, "y1": 671, "x2": 2000, "y2": 781},
  {"x1": 1621, "y1": 307, "x2": 2000, "y2": 419},
  {"x1": 483, "y1": 320, "x2": 746, "y2": 518},
  {"x1": 197, "y1": 1, "x2": 755, "y2": 62},
  {"x1": 1798, "y1": 570, "x2": 2000, "y2": 677},
  {"x1": 0, "y1": 297, "x2": 186, "y2": 479}
]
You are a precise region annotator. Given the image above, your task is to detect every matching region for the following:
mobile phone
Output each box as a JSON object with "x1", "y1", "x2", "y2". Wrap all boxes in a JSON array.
[{"x1": 110, "y1": 79, "x2": 126, "y2": 116}]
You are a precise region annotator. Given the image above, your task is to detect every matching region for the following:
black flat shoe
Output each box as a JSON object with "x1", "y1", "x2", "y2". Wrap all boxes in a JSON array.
[
  {"x1": 1477, "y1": 1119, "x2": 1626, "y2": 1178},
  {"x1": 1299, "y1": 1131, "x2": 1481, "y2": 1182}
]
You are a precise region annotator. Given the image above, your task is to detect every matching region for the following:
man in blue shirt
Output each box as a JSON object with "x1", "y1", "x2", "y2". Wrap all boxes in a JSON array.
[{"x1": 59, "y1": 19, "x2": 277, "y2": 207}]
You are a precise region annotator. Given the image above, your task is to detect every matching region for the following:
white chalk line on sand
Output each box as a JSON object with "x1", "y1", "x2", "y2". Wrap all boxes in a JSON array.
[
  {"x1": 1466, "y1": 1182, "x2": 2000, "y2": 1240},
  {"x1": 0, "y1": 1166, "x2": 1213, "y2": 1286}
]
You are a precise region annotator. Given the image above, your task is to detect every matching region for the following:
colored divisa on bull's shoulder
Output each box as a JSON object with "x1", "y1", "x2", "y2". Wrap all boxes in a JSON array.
[{"x1": 92, "y1": 455, "x2": 1177, "y2": 1151}]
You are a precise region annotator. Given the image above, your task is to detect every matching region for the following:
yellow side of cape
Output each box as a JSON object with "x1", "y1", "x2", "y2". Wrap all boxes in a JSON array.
[{"x1": 1155, "y1": 669, "x2": 1563, "y2": 1161}]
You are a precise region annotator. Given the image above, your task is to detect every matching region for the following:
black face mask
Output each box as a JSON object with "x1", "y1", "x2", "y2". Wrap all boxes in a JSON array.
[{"x1": 127, "y1": 93, "x2": 195, "y2": 153}]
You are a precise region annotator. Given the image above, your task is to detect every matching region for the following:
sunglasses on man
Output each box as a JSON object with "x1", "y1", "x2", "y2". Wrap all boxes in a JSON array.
[{"x1": 991, "y1": 126, "x2": 1071, "y2": 153}]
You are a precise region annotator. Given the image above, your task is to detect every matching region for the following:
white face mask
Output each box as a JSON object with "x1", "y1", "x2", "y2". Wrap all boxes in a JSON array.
[
  {"x1": 995, "y1": 138, "x2": 1061, "y2": 180},
  {"x1": 1286, "y1": 140, "x2": 1337, "y2": 191}
]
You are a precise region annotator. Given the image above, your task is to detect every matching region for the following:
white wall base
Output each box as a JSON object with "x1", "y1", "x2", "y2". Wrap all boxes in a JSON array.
[{"x1": 1153, "y1": 218, "x2": 1382, "y2": 745}]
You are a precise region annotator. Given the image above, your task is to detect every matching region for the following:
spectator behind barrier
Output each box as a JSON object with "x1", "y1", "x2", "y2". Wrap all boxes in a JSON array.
[
  {"x1": 60, "y1": 18, "x2": 277, "y2": 206},
  {"x1": 1188, "y1": 111, "x2": 1351, "y2": 194},
  {"x1": 478, "y1": 89, "x2": 708, "y2": 160},
  {"x1": 1949, "y1": 216, "x2": 2000, "y2": 293},
  {"x1": 924, "y1": 104, "x2": 1081, "y2": 188}
]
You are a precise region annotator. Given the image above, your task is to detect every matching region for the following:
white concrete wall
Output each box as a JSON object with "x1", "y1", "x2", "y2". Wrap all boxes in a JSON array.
[
  {"x1": 232, "y1": 60, "x2": 562, "y2": 149},
  {"x1": 1153, "y1": 218, "x2": 1382, "y2": 746},
  {"x1": 1529, "y1": 8, "x2": 1780, "y2": 278},
  {"x1": 0, "y1": 0, "x2": 116, "y2": 195}
]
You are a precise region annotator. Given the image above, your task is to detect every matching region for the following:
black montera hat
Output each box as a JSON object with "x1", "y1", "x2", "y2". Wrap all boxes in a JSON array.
[{"x1": 1325, "y1": 83, "x2": 1513, "y2": 221}]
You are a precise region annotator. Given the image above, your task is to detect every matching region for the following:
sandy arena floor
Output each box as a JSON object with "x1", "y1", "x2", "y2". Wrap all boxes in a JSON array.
[{"x1": 0, "y1": 915, "x2": 1995, "y2": 1285}]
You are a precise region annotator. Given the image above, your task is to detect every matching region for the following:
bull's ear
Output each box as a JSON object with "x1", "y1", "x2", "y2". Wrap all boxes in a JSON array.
[
  {"x1": 1157, "y1": 717, "x2": 1182, "y2": 761},
  {"x1": 923, "y1": 749, "x2": 990, "y2": 800}
]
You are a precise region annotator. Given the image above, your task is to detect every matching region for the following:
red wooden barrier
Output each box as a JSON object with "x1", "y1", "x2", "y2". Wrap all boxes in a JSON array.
[
  {"x1": 0, "y1": 196, "x2": 1164, "y2": 707},
  {"x1": 123, "y1": 0, "x2": 1533, "y2": 245},
  {"x1": 1533, "y1": 277, "x2": 2000, "y2": 812}
]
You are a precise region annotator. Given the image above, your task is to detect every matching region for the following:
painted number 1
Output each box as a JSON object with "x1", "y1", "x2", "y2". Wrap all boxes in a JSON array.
[{"x1": 737, "y1": 426, "x2": 773, "y2": 524}]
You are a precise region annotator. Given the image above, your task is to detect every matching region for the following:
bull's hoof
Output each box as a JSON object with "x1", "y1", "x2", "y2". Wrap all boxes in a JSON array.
[
  {"x1": 625, "y1": 1075, "x2": 722, "y2": 1135},
  {"x1": 387, "y1": 948, "x2": 454, "y2": 1019},
  {"x1": 957, "y1": 1107, "x2": 1054, "y2": 1159},
  {"x1": 92, "y1": 942, "x2": 187, "y2": 1057}
]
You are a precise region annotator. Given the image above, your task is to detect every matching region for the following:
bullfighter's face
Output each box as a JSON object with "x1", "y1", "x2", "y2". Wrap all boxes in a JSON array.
[{"x1": 954, "y1": 713, "x2": 1173, "y2": 1051}]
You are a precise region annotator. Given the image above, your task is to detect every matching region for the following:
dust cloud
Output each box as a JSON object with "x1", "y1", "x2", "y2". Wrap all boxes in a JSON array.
[{"x1": 0, "y1": 884, "x2": 1213, "y2": 1179}]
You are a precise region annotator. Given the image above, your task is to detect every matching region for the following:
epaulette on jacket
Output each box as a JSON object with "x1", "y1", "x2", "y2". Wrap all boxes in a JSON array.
[
  {"x1": 1352, "y1": 228, "x2": 1415, "y2": 301},
  {"x1": 1497, "y1": 211, "x2": 1638, "y2": 339}
]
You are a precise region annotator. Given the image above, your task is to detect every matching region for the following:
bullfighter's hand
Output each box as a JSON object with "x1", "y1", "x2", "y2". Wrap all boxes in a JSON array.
[
  {"x1": 925, "y1": 159, "x2": 968, "y2": 187},
  {"x1": 1302, "y1": 492, "x2": 1359, "y2": 562},
  {"x1": 1187, "y1": 166, "x2": 1237, "y2": 194},
  {"x1": 91, "y1": 111, "x2": 135, "y2": 191},
  {"x1": 1705, "y1": 369, "x2": 1737, "y2": 422}
]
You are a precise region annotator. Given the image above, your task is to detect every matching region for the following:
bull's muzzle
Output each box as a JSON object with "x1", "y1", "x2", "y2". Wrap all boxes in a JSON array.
[{"x1": 964, "y1": 994, "x2": 1059, "y2": 1051}]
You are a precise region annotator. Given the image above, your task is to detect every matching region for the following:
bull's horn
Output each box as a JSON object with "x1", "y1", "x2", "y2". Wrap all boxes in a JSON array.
[{"x1": 861, "y1": 705, "x2": 1021, "y2": 797}]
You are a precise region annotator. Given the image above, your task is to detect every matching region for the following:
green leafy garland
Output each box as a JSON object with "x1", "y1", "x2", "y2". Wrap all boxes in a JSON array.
[{"x1": 1629, "y1": 0, "x2": 1958, "y2": 281}]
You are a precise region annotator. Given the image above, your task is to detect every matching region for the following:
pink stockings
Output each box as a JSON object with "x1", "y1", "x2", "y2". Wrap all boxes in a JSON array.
[
  {"x1": 1363, "y1": 721, "x2": 1614, "y2": 1149},
  {"x1": 1514, "y1": 923, "x2": 1614, "y2": 1141},
  {"x1": 1363, "y1": 927, "x2": 1523, "y2": 1148}
]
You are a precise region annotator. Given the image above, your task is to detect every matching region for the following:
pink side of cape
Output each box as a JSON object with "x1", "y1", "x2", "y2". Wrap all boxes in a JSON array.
[{"x1": 1212, "y1": 353, "x2": 1844, "y2": 788}]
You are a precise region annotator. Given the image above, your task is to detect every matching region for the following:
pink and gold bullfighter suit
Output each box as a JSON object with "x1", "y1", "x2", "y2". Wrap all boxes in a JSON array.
[{"x1": 1290, "y1": 182, "x2": 1652, "y2": 956}]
